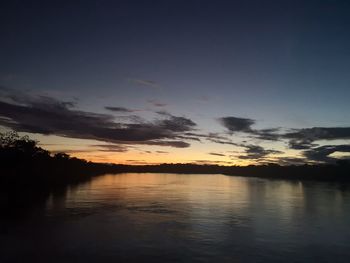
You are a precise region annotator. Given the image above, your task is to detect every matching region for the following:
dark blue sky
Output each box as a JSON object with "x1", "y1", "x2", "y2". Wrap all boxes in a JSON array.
[{"x1": 1, "y1": 0, "x2": 350, "y2": 164}]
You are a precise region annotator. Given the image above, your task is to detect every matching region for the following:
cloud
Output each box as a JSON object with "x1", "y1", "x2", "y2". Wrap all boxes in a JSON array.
[
  {"x1": 129, "y1": 140, "x2": 190, "y2": 148},
  {"x1": 251, "y1": 128, "x2": 280, "y2": 141},
  {"x1": 288, "y1": 139, "x2": 318, "y2": 150},
  {"x1": 0, "y1": 88, "x2": 196, "y2": 148},
  {"x1": 219, "y1": 115, "x2": 350, "y2": 148},
  {"x1": 285, "y1": 127, "x2": 350, "y2": 141},
  {"x1": 208, "y1": 152, "x2": 226, "y2": 156},
  {"x1": 92, "y1": 144, "x2": 129, "y2": 152},
  {"x1": 125, "y1": 159, "x2": 152, "y2": 165},
  {"x1": 190, "y1": 160, "x2": 233, "y2": 165},
  {"x1": 181, "y1": 132, "x2": 225, "y2": 143},
  {"x1": 155, "y1": 112, "x2": 196, "y2": 132},
  {"x1": 105, "y1": 106, "x2": 136, "y2": 113},
  {"x1": 218, "y1": 116, "x2": 280, "y2": 141},
  {"x1": 169, "y1": 131, "x2": 242, "y2": 145},
  {"x1": 218, "y1": 116, "x2": 255, "y2": 133},
  {"x1": 50, "y1": 149, "x2": 92, "y2": 154},
  {"x1": 176, "y1": 134, "x2": 201, "y2": 142},
  {"x1": 284, "y1": 127, "x2": 350, "y2": 149},
  {"x1": 238, "y1": 145, "x2": 282, "y2": 160},
  {"x1": 303, "y1": 144, "x2": 350, "y2": 163},
  {"x1": 182, "y1": 131, "x2": 241, "y2": 146},
  {"x1": 273, "y1": 157, "x2": 308, "y2": 166}
]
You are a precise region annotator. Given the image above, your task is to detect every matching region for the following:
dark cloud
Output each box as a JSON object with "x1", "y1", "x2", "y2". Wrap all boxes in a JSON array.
[
  {"x1": 284, "y1": 127, "x2": 350, "y2": 149},
  {"x1": 218, "y1": 116, "x2": 255, "y2": 133},
  {"x1": 173, "y1": 131, "x2": 246, "y2": 145},
  {"x1": 216, "y1": 115, "x2": 350, "y2": 164},
  {"x1": 113, "y1": 114, "x2": 145, "y2": 124},
  {"x1": 208, "y1": 152, "x2": 226, "y2": 156},
  {"x1": 303, "y1": 144, "x2": 350, "y2": 163},
  {"x1": 50, "y1": 149, "x2": 92, "y2": 154},
  {"x1": 105, "y1": 106, "x2": 135, "y2": 113},
  {"x1": 0, "y1": 86, "x2": 77, "y2": 109},
  {"x1": 287, "y1": 139, "x2": 317, "y2": 150},
  {"x1": 155, "y1": 111, "x2": 196, "y2": 134},
  {"x1": 176, "y1": 134, "x2": 201, "y2": 142},
  {"x1": 207, "y1": 138, "x2": 239, "y2": 146},
  {"x1": 239, "y1": 145, "x2": 282, "y2": 160},
  {"x1": 156, "y1": 115, "x2": 196, "y2": 133},
  {"x1": 218, "y1": 116, "x2": 280, "y2": 141},
  {"x1": 251, "y1": 128, "x2": 280, "y2": 141},
  {"x1": 188, "y1": 132, "x2": 241, "y2": 146},
  {"x1": 285, "y1": 127, "x2": 350, "y2": 141},
  {"x1": 92, "y1": 144, "x2": 129, "y2": 152},
  {"x1": 191, "y1": 160, "x2": 233, "y2": 165},
  {"x1": 181, "y1": 132, "x2": 229, "y2": 143},
  {"x1": 0, "y1": 88, "x2": 195, "y2": 148},
  {"x1": 219, "y1": 115, "x2": 350, "y2": 149},
  {"x1": 272, "y1": 157, "x2": 308, "y2": 166},
  {"x1": 130, "y1": 140, "x2": 190, "y2": 148}
]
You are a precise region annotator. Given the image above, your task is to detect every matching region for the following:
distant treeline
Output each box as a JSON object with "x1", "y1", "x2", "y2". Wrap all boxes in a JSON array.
[
  {"x1": 1, "y1": 132, "x2": 350, "y2": 190},
  {"x1": 0, "y1": 132, "x2": 119, "y2": 188}
]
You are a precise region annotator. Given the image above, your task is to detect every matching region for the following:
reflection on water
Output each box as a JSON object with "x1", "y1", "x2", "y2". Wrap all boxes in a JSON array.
[{"x1": 1, "y1": 173, "x2": 350, "y2": 262}]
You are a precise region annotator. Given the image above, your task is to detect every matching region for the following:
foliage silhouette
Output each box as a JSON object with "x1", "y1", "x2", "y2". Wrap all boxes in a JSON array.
[
  {"x1": 1, "y1": 131, "x2": 350, "y2": 197},
  {"x1": 1, "y1": 132, "x2": 350, "y2": 218}
]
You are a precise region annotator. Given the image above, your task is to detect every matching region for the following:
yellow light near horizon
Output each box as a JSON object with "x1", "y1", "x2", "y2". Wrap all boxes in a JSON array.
[
  {"x1": 18, "y1": 131, "x2": 302, "y2": 167},
  {"x1": 70, "y1": 150, "x2": 257, "y2": 166}
]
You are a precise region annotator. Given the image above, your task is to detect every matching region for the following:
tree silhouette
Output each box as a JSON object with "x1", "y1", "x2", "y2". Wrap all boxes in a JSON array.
[
  {"x1": 0, "y1": 131, "x2": 349, "y2": 199},
  {"x1": 0, "y1": 131, "x2": 49, "y2": 159}
]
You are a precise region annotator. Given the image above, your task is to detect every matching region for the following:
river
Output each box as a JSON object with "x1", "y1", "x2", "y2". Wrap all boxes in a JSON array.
[{"x1": 1, "y1": 173, "x2": 350, "y2": 262}]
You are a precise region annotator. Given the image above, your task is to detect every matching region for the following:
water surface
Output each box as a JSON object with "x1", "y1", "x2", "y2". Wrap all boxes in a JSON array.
[{"x1": 1, "y1": 173, "x2": 350, "y2": 262}]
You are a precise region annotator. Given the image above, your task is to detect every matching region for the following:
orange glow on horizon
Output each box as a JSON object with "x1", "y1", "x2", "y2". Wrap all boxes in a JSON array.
[
  {"x1": 22, "y1": 132, "x2": 303, "y2": 167},
  {"x1": 67, "y1": 150, "x2": 259, "y2": 166}
]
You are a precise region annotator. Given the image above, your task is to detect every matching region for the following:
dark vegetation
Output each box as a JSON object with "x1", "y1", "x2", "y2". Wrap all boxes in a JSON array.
[
  {"x1": 2, "y1": 131, "x2": 350, "y2": 183},
  {"x1": 1, "y1": 131, "x2": 350, "y2": 185},
  {"x1": 0, "y1": 132, "x2": 117, "y2": 215},
  {"x1": 1, "y1": 131, "x2": 350, "y2": 213},
  {"x1": 0, "y1": 132, "x2": 117, "y2": 187}
]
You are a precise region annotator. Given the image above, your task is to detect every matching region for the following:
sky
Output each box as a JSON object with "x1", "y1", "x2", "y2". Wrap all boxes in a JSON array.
[{"x1": 1, "y1": 0, "x2": 350, "y2": 165}]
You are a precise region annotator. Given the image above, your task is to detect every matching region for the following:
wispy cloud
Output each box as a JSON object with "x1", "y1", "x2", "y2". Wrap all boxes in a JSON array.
[
  {"x1": 104, "y1": 106, "x2": 136, "y2": 113},
  {"x1": 238, "y1": 145, "x2": 282, "y2": 160},
  {"x1": 92, "y1": 144, "x2": 129, "y2": 152},
  {"x1": 208, "y1": 152, "x2": 226, "y2": 156},
  {"x1": 156, "y1": 151, "x2": 168, "y2": 154},
  {"x1": 217, "y1": 114, "x2": 350, "y2": 163},
  {"x1": 190, "y1": 160, "x2": 233, "y2": 165}
]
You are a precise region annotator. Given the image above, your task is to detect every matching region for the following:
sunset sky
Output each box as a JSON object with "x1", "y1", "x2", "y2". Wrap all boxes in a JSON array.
[{"x1": 1, "y1": 0, "x2": 350, "y2": 165}]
